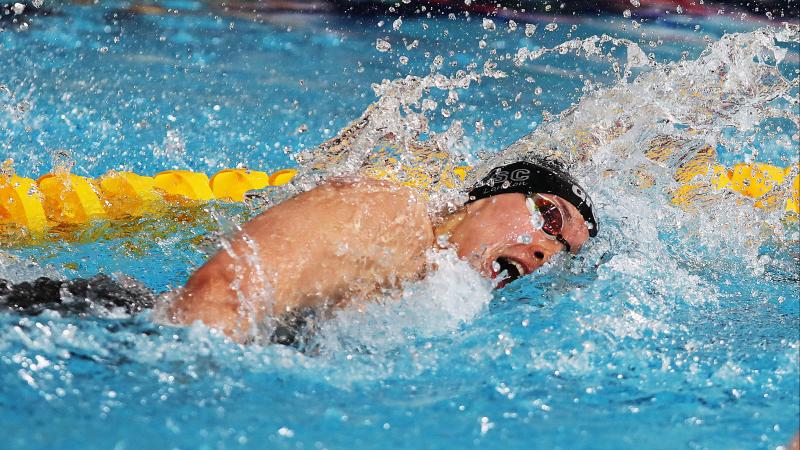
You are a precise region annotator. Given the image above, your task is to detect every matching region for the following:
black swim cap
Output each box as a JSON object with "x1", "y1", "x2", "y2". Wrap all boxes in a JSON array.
[{"x1": 467, "y1": 159, "x2": 598, "y2": 237}]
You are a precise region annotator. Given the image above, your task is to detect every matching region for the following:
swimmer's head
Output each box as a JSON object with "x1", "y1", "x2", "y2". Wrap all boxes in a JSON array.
[{"x1": 439, "y1": 158, "x2": 597, "y2": 287}]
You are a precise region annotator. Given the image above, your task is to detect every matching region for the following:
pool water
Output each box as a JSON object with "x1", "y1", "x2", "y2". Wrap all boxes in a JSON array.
[{"x1": 1, "y1": 2, "x2": 799, "y2": 449}]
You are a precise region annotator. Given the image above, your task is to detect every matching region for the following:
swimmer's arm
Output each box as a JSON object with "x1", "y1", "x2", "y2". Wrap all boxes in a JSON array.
[{"x1": 169, "y1": 177, "x2": 433, "y2": 340}]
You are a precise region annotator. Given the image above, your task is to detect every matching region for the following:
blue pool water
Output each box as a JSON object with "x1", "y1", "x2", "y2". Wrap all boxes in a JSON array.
[{"x1": 1, "y1": 2, "x2": 799, "y2": 449}]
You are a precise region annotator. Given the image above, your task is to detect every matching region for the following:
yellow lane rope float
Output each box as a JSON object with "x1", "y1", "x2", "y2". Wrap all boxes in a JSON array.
[
  {"x1": 1, "y1": 160, "x2": 798, "y2": 237},
  {"x1": 1, "y1": 167, "x2": 297, "y2": 235}
]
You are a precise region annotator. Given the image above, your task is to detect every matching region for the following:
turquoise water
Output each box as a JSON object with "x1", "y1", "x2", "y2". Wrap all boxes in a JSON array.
[{"x1": 2, "y1": 2, "x2": 799, "y2": 449}]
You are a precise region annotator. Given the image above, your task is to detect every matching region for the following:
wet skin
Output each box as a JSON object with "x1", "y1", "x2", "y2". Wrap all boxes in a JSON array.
[
  {"x1": 168, "y1": 177, "x2": 590, "y2": 340},
  {"x1": 435, "y1": 192, "x2": 590, "y2": 288}
]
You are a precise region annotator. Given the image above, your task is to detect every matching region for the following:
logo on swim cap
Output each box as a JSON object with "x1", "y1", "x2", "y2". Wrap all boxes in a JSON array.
[
  {"x1": 571, "y1": 184, "x2": 592, "y2": 208},
  {"x1": 486, "y1": 168, "x2": 531, "y2": 186},
  {"x1": 468, "y1": 159, "x2": 598, "y2": 237}
]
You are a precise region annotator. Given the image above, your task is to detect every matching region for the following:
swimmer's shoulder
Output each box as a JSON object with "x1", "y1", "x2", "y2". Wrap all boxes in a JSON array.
[{"x1": 307, "y1": 176, "x2": 426, "y2": 208}]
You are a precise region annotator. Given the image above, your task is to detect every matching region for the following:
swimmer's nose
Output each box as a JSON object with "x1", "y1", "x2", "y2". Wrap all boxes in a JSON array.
[{"x1": 528, "y1": 241, "x2": 561, "y2": 269}]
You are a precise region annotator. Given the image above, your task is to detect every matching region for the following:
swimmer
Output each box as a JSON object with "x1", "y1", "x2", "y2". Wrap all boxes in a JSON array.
[
  {"x1": 0, "y1": 156, "x2": 598, "y2": 344},
  {"x1": 167, "y1": 156, "x2": 597, "y2": 342}
]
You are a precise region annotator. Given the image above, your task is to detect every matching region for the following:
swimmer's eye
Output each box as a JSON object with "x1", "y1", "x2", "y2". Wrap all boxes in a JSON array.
[{"x1": 529, "y1": 194, "x2": 572, "y2": 253}]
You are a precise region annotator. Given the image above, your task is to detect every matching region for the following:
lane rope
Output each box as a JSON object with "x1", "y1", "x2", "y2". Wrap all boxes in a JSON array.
[{"x1": 1, "y1": 161, "x2": 798, "y2": 236}]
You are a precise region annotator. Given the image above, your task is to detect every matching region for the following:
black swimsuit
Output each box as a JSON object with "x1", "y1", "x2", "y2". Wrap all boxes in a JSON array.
[{"x1": 0, "y1": 275, "x2": 315, "y2": 348}]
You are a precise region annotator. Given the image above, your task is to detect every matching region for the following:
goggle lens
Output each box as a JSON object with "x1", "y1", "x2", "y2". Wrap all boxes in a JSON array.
[{"x1": 533, "y1": 196, "x2": 563, "y2": 237}]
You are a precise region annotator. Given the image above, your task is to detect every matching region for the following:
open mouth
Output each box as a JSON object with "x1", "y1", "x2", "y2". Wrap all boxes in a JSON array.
[{"x1": 492, "y1": 256, "x2": 527, "y2": 288}]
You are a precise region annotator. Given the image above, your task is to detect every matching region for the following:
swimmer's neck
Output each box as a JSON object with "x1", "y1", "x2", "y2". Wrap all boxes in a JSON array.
[
  {"x1": 434, "y1": 211, "x2": 465, "y2": 244},
  {"x1": 433, "y1": 201, "x2": 479, "y2": 247}
]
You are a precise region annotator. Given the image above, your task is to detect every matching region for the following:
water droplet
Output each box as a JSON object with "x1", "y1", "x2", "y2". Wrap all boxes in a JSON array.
[
  {"x1": 482, "y1": 18, "x2": 496, "y2": 31},
  {"x1": 676, "y1": 5, "x2": 683, "y2": 14},
  {"x1": 375, "y1": 38, "x2": 391, "y2": 52},
  {"x1": 445, "y1": 90, "x2": 458, "y2": 105},
  {"x1": 399, "y1": 56, "x2": 409, "y2": 65},
  {"x1": 478, "y1": 40, "x2": 487, "y2": 49},
  {"x1": 534, "y1": 86, "x2": 543, "y2": 95},
  {"x1": 630, "y1": 0, "x2": 640, "y2": 6},
  {"x1": 623, "y1": 9, "x2": 631, "y2": 18},
  {"x1": 277, "y1": 427, "x2": 294, "y2": 438},
  {"x1": 508, "y1": 20, "x2": 517, "y2": 32},
  {"x1": 545, "y1": 23, "x2": 558, "y2": 32},
  {"x1": 517, "y1": 234, "x2": 532, "y2": 244},
  {"x1": 12, "y1": 2, "x2": 25, "y2": 14},
  {"x1": 525, "y1": 24, "x2": 536, "y2": 37},
  {"x1": 527, "y1": 197, "x2": 544, "y2": 229},
  {"x1": 392, "y1": 18, "x2": 403, "y2": 31}
]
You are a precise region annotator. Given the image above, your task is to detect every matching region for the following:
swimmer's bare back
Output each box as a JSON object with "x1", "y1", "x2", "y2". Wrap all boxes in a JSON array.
[{"x1": 167, "y1": 177, "x2": 434, "y2": 340}]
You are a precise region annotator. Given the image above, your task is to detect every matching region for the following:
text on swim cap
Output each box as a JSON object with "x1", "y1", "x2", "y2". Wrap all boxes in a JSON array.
[{"x1": 486, "y1": 168, "x2": 531, "y2": 186}]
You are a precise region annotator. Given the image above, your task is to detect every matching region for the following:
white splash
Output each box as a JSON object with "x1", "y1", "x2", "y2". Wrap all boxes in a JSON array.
[{"x1": 313, "y1": 249, "x2": 492, "y2": 354}]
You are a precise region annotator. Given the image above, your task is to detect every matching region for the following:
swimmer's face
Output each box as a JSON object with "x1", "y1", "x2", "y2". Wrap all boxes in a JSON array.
[{"x1": 446, "y1": 193, "x2": 590, "y2": 288}]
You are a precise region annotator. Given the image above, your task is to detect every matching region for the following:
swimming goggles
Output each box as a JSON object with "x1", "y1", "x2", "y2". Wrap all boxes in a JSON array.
[{"x1": 526, "y1": 194, "x2": 572, "y2": 253}]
